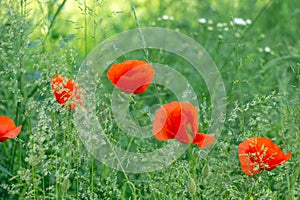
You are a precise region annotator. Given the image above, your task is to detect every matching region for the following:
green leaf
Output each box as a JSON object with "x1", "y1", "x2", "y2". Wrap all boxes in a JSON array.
[{"x1": 0, "y1": 164, "x2": 13, "y2": 177}]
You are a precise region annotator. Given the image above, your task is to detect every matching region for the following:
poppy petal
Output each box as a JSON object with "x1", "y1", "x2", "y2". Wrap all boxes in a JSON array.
[
  {"x1": 134, "y1": 83, "x2": 151, "y2": 94},
  {"x1": 154, "y1": 129, "x2": 175, "y2": 140},
  {"x1": 192, "y1": 133, "x2": 215, "y2": 148},
  {"x1": 161, "y1": 102, "x2": 196, "y2": 144},
  {"x1": 0, "y1": 116, "x2": 22, "y2": 142},
  {"x1": 0, "y1": 126, "x2": 22, "y2": 142},
  {"x1": 153, "y1": 101, "x2": 211, "y2": 148},
  {"x1": 153, "y1": 105, "x2": 175, "y2": 140},
  {"x1": 249, "y1": 137, "x2": 292, "y2": 170},
  {"x1": 116, "y1": 65, "x2": 154, "y2": 93},
  {"x1": 0, "y1": 116, "x2": 16, "y2": 134},
  {"x1": 107, "y1": 60, "x2": 155, "y2": 94},
  {"x1": 238, "y1": 137, "x2": 292, "y2": 175},
  {"x1": 51, "y1": 74, "x2": 83, "y2": 109},
  {"x1": 239, "y1": 154, "x2": 262, "y2": 175}
]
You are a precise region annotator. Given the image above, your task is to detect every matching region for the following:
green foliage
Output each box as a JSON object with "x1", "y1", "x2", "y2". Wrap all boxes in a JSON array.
[{"x1": 0, "y1": 0, "x2": 299, "y2": 199}]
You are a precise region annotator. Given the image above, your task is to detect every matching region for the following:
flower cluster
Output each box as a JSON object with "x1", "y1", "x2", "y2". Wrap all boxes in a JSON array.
[
  {"x1": 50, "y1": 60, "x2": 292, "y2": 175},
  {"x1": 105, "y1": 60, "x2": 214, "y2": 148}
]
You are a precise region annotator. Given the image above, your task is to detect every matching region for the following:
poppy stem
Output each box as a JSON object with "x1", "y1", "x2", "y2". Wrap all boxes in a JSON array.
[
  {"x1": 90, "y1": 156, "x2": 95, "y2": 199},
  {"x1": 221, "y1": 0, "x2": 273, "y2": 68},
  {"x1": 9, "y1": 141, "x2": 16, "y2": 172},
  {"x1": 84, "y1": 0, "x2": 88, "y2": 57},
  {"x1": 43, "y1": 0, "x2": 68, "y2": 41}
]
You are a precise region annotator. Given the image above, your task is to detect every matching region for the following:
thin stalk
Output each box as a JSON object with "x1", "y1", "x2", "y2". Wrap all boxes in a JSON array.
[
  {"x1": 84, "y1": 0, "x2": 88, "y2": 57},
  {"x1": 83, "y1": 2, "x2": 94, "y2": 198},
  {"x1": 55, "y1": 112, "x2": 59, "y2": 200},
  {"x1": 235, "y1": 46, "x2": 245, "y2": 133},
  {"x1": 91, "y1": 157, "x2": 94, "y2": 199},
  {"x1": 222, "y1": 0, "x2": 273, "y2": 68},
  {"x1": 93, "y1": 0, "x2": 97, "y2": 48},
  {"x1": 76, "y1": 140, "x2": 79, "y2": 200},
  {"x1": 131, "y1": 4, "x2": 164, "y2": 107},
  {"x1": 32, "y1": 165, "x2": 37, "y2": 199},
  {"x1": 9, "y1": 142, "x2": 16, "y2": 173},
  {"x1": 132, "y1": 5, "x2": 149, "y2": 62},
  {"x1": 44, "y1": 0, "x2": 68, "y2": 41}
]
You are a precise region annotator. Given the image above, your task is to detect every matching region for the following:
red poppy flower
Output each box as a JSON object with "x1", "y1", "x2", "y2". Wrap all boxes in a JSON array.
[
  {"x1": 107, "y1": 60, "x2": 155, "y2": 94},
  {"x1": 0, "y1": 116, "x2": 22, "y2": 142},
  {"x1": 51, "y1": 74, "x2": 83, "y2": 109},
  {"x1": 238, "y1": 137, "x2": 292, "y2": 175},
  {"x1": 152, "y1": 102, "x2": 215, "y2": 148}
]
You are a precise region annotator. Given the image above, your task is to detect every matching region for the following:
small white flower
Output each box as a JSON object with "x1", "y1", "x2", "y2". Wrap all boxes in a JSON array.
[
  {"x1": 233, "y1": 17, "x2": 247, "y2": 26},
  {"x1": 246, "y1": 19, "x2": 252, "y2": 25},
  {"x1": 162, "y1": 15, "x2": 169, "y2": 20},
  {"x1": 264, "y1": 46, "x2": 271, "y2": 53},
  {"x1": 208, "y1": 19, "x2": 213, "y2": 24},
  {"x1": 198, "y1": 18, "x2": 206, "y2": 24},
  {"x1": 234, "y1": 32, "x2": 240, "y2": 37},
  {"x1": 224, "y1": 27, "x2": 229, "y2": 32},
  {"x1": 170, "y1": 16, "x2": 174, "y2": 21},
  {"x1": 217, "y1": 23, "x2": 223, "y2": 28},
  {"x1": 207, "y1": 26, "x2": 214, "y2": 31}
]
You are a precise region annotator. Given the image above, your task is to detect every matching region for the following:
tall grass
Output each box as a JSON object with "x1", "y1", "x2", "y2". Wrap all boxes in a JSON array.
[{"x1": 0, "y1": 0, "x2": 299, "y2": 199}]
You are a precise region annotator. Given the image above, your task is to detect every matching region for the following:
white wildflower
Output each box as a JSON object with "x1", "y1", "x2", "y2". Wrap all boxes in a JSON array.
[
  {"x1": 198, "y1": 18, "x2": 206, "y2": 24},
  {"x1": 162, "y1": 15, "x2": 168, "y2": 20},
  {"x1": 207, "y1": 26, "x2": 214, "y2": 31},
  {"x1": 217, "y1": 23, "x2": 223, "y2": 28},
  {"x1": 264, "y1": 46, "x2": 271, "y2": 53},
  {"x1": 233, "y1": 17, "x2": 247, "y2": 26}
]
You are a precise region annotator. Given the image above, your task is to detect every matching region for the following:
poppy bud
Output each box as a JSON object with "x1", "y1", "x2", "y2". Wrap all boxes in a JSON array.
[{"x1": 187, "y1": 177, "x2": 197, "y2": 195}]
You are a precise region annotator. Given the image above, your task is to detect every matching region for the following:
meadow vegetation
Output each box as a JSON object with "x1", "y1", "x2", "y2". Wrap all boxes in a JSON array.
[{"x1": 0, "y1": 0, "x2": 299, "y2": 199}]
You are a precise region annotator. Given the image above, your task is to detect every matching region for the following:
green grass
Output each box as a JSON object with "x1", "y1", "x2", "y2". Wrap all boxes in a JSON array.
[{"x1": 0, "y1": 0, "x2": 299, "y2": 199}]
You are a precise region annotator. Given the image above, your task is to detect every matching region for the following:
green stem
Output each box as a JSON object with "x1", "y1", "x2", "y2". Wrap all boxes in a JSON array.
[
  {"x1": 44, "y1": 0, "x2": 68, "y2": 40},
  {"x1": 76, "y1": 144, "x2": 79, "y2": 200},
  {"x1": 222, "y1": 0, "x2": 273, "y2": 68},
  {"x1": 132, "y1": 5, "x2": 149, "y2": 62},
  {"x1": 93, "y1": 0, "x2": 96, "y2": 48},
  {"x1": 55, "y1": 113, "x2": 59, "y2": 200},
  {"x1": 9, "y1": 142, "x2": 16, "y2": 172},
  {"x1": 91, "y1": 157, "x2": 94, "y2": 199},
  {"x1": 84, "y1": 1, "x2": 88, "y2": 57}
]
